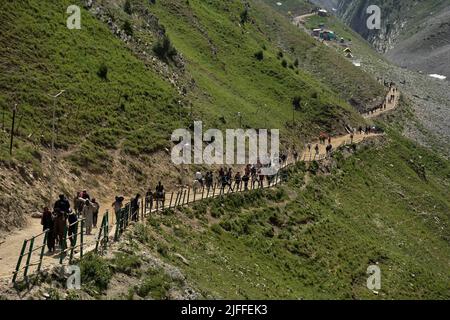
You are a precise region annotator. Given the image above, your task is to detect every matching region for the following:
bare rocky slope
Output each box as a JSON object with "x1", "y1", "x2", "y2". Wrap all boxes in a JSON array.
[
  {"x1": 313, "y1": 0, "x2": 450, "y2": 78},
  {"x1": 308, "y1": 0, "x2": 450, "y2": 155}
]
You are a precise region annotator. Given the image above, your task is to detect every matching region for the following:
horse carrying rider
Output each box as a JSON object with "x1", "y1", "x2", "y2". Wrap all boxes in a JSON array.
[{"x1": 53, "y1": 194, "x2": 70, "y2": 248}]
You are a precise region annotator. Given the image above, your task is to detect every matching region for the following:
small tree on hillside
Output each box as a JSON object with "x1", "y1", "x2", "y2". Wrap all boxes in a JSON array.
[
  {"x1": 97, "y1": 63, "x2": 108, "y2": 80},
  {"x1": 254, "y1": 50, "x2": 264, "y2": 61},
  {"x1": 292, "y1": 96, "x2": 301, "y2": 111},
  {"x1": 123, "y1": 20, "x2": 133, "y2": 36},
  {"x1": 153, "y1": 35, "x2": 178, "y2": 63},
  {"x1": 240, "y1": 7, "x2": 249, "y2": 24},
  {"x1": 124, "y1": 0, "x2": 132, "y2": 15},
  {"x1": 277, "y1": 51, "x2": 284, "y2": 59}
]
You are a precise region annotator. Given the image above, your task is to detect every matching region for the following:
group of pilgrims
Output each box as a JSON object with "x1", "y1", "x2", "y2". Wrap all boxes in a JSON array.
[
  {"x1": 366, "y1": 81, "x2": 398, "y2": 115},
  {"x1": 40, "y1": 191, "x2": 99, "y2": 253},
  {"x1": 39, "y1": 114, "x2": 387, "y2": 254},
  {"x1": 190, "y1": 160, "x2": 286, "y2": 194}
]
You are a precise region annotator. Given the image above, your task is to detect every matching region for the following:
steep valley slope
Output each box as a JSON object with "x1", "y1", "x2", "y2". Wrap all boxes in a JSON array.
[{"x1": 0, "y1": 0, "x2": 449, "y2": 300}]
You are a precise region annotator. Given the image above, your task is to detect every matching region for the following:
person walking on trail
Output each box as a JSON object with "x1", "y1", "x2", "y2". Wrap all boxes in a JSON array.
[
  {"x1": 328, "y1": 136, "x2": 332, "y2": 145},
  {"x1": 227, "y1": 168, "x2": 233, "y2": 185},
  {"x1": 156, "y1": 182, "x2": 165, "y2": 200},
  {"x1": 81, "y1": 190, "x2": 90, "y2": 200},
  {"x1": 350, "y1": 133, "x2": 354, "y2": 144},
  {"x1": 67, "y1": 209, "x2": 78, "y2": 247},
  {"x1": 91, "y1": 198, "x2": 100, "y2": 228},
  {"x1": 293, "y1": 149, "x2": 299, "y2": 162},
  {"x1": 53, "y1": 209, "x2": 66, "y2": 249},
  {"x1": 54, "y1": 194, "x2": 70, "y2": 215},
  {"x1": 242, "y1": 173, "x2": 250, "y2": 191},
  {"x1": 224, "y1": 168, "x2": 234, "y2": 192},
  {"x1": 258, "y1": 169, "x2": 265, "y2": 188},
  {"x1": 41, "y1": 207, "x2": 55, "y2": 253},
  {"x1": 82, "y1": 199, "x2": 95, "y2": 235},
  {"x1": 112, "y1": 196, "x2": 124, "y2": 223},
  {"x1": 205, "y1": 171, "x2": 214, "y2": 190},
  {"x1": 74, "y1": 192, "x2": 85, "y2": 215},
  {"x1": 218, "y1": 167, "x2": 225, "y2": 182},
  {"x1": 155, "y1": 182, "x2": 165, "y2": 207},
  {"x1": 326, "y1": 144, "x2": 333, "y2": 155},
  {"x1": 250, "y1": 165, "x2": 258, "y2": 188},
  {"x1": 245, "y1": 164, "x2": 251, "y2": 177},
  {"x1": 53, "y1": 194, "x2": 69, "y2": 248},
  {"x1": 145, "y1": 189, "x2": 153, "y2": 211},
  {"x1": 235, "y1": 172, "x2": 242, "y2": 190},
  {"x1": 314, "y1": 144, "x2": 319, "y2": 160},
  {"x1": 131, "y1": 194, "x2": 141, "y2": 222},
  {"x1": 220, "y1": 174, "x2": 228, "y2": 193}
]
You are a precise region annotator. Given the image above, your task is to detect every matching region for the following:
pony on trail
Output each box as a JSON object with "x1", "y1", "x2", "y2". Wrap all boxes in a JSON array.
[{"x1": 193, "y1": 179, "x2": 203, "y2": 194}]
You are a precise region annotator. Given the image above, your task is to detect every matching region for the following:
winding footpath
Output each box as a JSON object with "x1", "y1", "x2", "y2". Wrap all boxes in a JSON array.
[{"x1": 0, "y1": 88, "x2": 400, "y2": 283}]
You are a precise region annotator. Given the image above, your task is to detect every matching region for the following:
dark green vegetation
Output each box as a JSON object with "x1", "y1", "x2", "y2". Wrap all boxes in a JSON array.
[{"x1": 0, "y1": 0, "x2": 384, "y2": 174}]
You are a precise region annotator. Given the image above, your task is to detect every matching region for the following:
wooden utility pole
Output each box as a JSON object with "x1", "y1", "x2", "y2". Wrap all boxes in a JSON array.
[
  {"x1": 48, "y1": 90, "x2": 65, "y2": 207},
  {"x1": 9, "y1": 104, "x2": 17, "y2": 155}
]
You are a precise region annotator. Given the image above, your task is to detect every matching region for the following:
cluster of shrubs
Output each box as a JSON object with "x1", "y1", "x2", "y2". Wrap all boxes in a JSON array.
[
  {"x1": 240, "y1": 7, "x2": 250, "y2": 24},
  {"x1": 153, "y1": 35, "x2": 178, "y2": 63}
]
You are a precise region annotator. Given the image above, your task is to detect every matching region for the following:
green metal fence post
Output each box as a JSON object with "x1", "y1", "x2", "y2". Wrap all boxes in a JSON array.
[
  {"x1": 80, "y1": 220, "x2": 85, "y2": 258},
  {"x1": 95, "y1": 215, "x2": 105, "y2": 253},
  {"x1": 114, "y1": 214, "x2": 120, "y2": 241},
  {"x1": 103, "y1": 212, "x2": 109, "y2": 251},
  {"x1": 69, "y1": 221, "x2": 78, "y2": 264},
  {"x1": 23, "y1": 237, "x2": 35, "y2": 279},
  {"x1": 37, "y1": 231, "x2": 48, "y2": 272},
  {"x1": 12, "y1": 240, "x2": 28, "y2": 283},
  {"x1": 175, "y1": 191, "x2": 180, "y2": 207},
  {"x1": 169, "y1": 192, "x2": 174, "y2": 209}
]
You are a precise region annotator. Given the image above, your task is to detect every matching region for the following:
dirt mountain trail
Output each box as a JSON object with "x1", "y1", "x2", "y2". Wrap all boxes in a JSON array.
[
  {"x1": 0, "y1": 200, "x2": 113, "y2": 280},
  {"x1": 293, "y1": 12, "x2": 317, "y2": 26},
  {"x1": 0, "y1": 88, "x2": 400, "y2": 282},
  {"x1": 363, "y1": 86, "x2": 400, "y2": 119}
]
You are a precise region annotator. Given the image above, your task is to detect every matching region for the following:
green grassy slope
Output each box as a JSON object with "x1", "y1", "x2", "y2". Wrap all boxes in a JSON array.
[
  {"x1": 0, "y1": 0, "x2": 385, "y2": 175},
  {"x1": 150, "y1": 0, "x2": 383, "y2": 135},
  {"x1": 0, "y1": 0, "x2": 185, "y2": 173}
]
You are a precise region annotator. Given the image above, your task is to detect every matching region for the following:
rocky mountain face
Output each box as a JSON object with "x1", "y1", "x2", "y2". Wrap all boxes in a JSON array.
[{"x1": 313, "y1": 0, "x2": 450, "y2": 78}]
